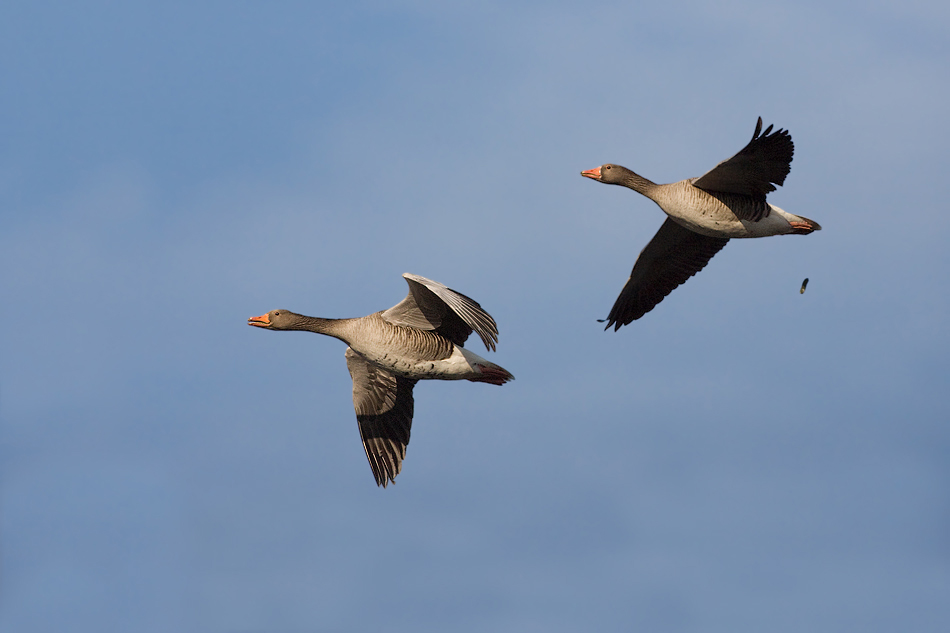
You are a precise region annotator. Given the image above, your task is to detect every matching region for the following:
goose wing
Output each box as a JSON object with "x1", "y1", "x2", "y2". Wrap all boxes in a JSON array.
[
  {"x1": 345, "y1": 348, "x2": 417, "y2": 488},
  {"x1": 605, "y1": 218, "x2": 729, "y2": 330},
  {"x1": 381, "y1": 273, "x2": 499, "y2": 351},
  {"x1": 692, "y1": 117, "x2": 793, "y2": 202}
]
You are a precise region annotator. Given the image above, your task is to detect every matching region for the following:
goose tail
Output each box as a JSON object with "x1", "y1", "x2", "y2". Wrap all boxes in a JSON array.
[{"x1": 788, "y1": 214, "x2": 821, "y2": 234}]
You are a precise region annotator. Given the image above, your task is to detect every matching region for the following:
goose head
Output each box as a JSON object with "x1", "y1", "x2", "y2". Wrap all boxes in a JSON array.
[
  {"x1": 248, "y1": 309, "x2": 299, "y2": 330},
  {"x1": 581, "y1": 163, "x2": 631, "y2": 185}
]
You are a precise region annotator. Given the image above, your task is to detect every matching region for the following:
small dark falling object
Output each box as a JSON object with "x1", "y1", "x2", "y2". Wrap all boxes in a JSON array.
[{"x1": 800, "y1": 278, "x2": 809, "y2": 294}]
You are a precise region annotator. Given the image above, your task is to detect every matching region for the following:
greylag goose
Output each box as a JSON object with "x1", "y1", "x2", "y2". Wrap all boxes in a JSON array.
[
  {"x1": 581, "y1": 117, "x2": 821, "y2": 330},
  {"x1": 248, "y1": 273, "x2": 513, "y2": 487}
]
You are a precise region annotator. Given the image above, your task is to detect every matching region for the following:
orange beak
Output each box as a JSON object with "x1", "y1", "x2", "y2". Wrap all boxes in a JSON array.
[
  {"x1": 580, "y1": 167, "x2": 602, "y2": 180},
  {"x1": 248, "y1": 313, "x2": 271, "y2": 327}
]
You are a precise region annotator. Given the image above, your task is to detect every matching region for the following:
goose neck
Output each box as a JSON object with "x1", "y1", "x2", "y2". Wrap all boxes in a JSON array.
[
  {"x1": 619, "y1": 169, "x2": 658, "y2": 196},
  {"x1": 288, "y1": 315, "x2": 346, "y2": 336}
]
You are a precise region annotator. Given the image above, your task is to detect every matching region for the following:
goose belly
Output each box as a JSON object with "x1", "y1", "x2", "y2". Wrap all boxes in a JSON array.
[
  {"x1": 662, "y1": 197, "x2": 795, "y2": 238},
  {"x1": 666, "y1": 212, "x2": 748, "y2": 238},
  {"x1": 658, "y1": 195, "x2": 748, "y2": 238},
  {"x1": 350, "y1": 344, "x2": 481, "y2": 381}
]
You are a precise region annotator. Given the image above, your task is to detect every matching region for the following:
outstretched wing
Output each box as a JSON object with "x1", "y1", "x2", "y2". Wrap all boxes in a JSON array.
[
  {"x1": 605, "y1": 218, "x2": 729, "y2": 330},
  {"x1": 692, "y1": 117, "x2": 794, "y2": 202},
  {"x1": 381, "y1": 273, "x2": 500, "y2": 351},
  {"x1": 345, "y1": 348, "x2": 417, "y2": 488}
]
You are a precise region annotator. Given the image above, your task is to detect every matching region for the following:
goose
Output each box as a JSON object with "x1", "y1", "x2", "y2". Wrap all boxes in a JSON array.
[
  {"x1": 248, "y1": 273, "x2": 513, "y2": 487},
  {"x1": 581, "y1": 117, "x2": 821, "y2": 330}
]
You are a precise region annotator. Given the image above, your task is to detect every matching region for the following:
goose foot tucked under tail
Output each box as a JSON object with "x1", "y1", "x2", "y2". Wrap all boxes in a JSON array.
[
  {"x1": 467, "y1": 364, "x2": 515, "y2": 386},
  {"x1": 789, "y1": 216, "x2": 822, "y2": 234}
]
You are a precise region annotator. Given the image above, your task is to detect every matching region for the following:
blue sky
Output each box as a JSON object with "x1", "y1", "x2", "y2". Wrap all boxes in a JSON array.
[{"x1": 2, "y1": 2, "x2": 948, "y2": 631}]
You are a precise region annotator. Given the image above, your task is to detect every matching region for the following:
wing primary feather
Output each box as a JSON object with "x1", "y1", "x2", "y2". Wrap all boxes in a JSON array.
[
  {"x1": 346, "y1": 348, "x2": 416, "y2": 488},
  {"x1": 400, "y1": 273, "x2": 500, "y2": 351},
  {"x1": 603, "y1": 219, "x2": 729, "y2": 329}
]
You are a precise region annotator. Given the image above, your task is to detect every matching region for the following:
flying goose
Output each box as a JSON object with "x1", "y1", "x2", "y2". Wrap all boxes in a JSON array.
[
  {"x1": 248, "y1": 273, "x2": 513, "y2": 487},
  {"x1": 581, "y1": 117, "x2": 821, "y2": 330}
]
